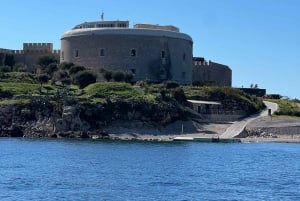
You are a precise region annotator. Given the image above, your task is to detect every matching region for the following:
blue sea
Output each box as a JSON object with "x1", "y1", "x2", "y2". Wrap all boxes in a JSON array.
[{"x1": 0, "y1": 138, "x2": 299, "y2": 201}]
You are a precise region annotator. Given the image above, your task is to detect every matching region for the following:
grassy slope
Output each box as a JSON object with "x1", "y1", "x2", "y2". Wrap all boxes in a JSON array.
[{"x1": 82, "y1": 82, "x2": 155, "y2": 104}]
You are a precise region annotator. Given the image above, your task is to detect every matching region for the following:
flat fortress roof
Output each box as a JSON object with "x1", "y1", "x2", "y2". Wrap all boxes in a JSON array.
[{"x1": 61, "y1": 28, "x2": 193, "y2": 42}]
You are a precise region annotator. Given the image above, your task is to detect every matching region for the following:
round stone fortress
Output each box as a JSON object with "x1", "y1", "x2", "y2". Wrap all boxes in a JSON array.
[{"x1": 61, "y1": 20, "x2": 193, "y2": 84}]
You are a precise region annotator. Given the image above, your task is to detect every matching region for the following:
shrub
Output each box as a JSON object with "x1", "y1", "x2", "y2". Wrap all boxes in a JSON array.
[
  {"x1": 38, "y1": 74, "x2": 49, "y2": 85},
  {"x1": 13, "y1": 63, "x2": 28, "y2": 72},
  {"x1": 164, "y1": 80, "x2": 180, "y2": 89},
  {"x1": 59, "y1": 62, "x2": 75, "y2": 70},
  {"x1": 69, "y1": 65, "x2": 86, "y2": 75},
  {"x1": 61, "y1": 78, "x2": 72, "y2": 86},
  {"x1": 74, "y1": 70, "x2": 97, "y2": 88},
  {"x1": 52, "y1": 70, "x2": 69, "y2": 82},
  {"x1": 112, "y1": 71, "x2": 125, "y2": 82},
  {"x1": 124, "y1": 71, "x2": 134, "y2": 83},
  {"x1": 171, "y1": 87, "x2": 186, "y2": 103},
  {"x1": 103, "y1": 70, "x2": 113, "y2": 82},
  {"x1": 45, "y1": 63, "x2": 58, "y2": 76},
  {"x1": 37, "y1": 55, "x2": 57, "y2": 68},
  {"x1": 0, "y1": 66, "x2": 12, "y2": 72}
]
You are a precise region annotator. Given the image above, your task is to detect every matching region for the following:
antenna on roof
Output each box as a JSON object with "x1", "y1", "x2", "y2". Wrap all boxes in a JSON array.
[{"x1": 101, "y1": 11, "x2": 104, "y2": 21}]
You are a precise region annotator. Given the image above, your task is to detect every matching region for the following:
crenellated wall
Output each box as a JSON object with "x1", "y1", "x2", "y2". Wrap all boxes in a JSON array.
[
  {"x1": 23, "y1": 43, "x2": 53, "y2": 52},
  {"x1": 0, "y1": 43, "x2": 59, "y2": 72}
]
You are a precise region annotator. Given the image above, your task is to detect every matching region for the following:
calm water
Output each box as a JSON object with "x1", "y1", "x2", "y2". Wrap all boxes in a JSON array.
[{"x1": 0, "y1": 139, "x2": 299, "y2": 201}]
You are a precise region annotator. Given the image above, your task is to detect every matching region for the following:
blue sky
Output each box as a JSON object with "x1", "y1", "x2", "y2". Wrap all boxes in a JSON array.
[{"x1": 1, "y1": 0, "x2": 300, "y2": 98}]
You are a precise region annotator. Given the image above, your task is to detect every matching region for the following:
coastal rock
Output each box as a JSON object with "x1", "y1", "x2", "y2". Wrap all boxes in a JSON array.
[{"x1": 55, "y1": 106, "x2": 83, "y2": 132}]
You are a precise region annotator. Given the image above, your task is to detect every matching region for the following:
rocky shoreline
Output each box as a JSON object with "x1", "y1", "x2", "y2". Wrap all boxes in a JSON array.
[{"x1": 1, "y1": 102, "x2": 300, "y2": 143}]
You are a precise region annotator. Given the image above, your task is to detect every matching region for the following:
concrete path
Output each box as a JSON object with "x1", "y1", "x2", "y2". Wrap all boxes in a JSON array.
[{"x1": 219, "y1": 101, "x2": 278, "y2": 138}]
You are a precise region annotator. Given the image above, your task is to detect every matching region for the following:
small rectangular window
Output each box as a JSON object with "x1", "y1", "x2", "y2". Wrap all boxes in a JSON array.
[
  {"x1": 61, "y1": 51, "x2": 64, "y2": 60},
  {"x1": 99, "y1": 48, "x2": 105, "y2": 57},
  {"x1": 131, "y1": 49, "x2": 136, "y2": 57},
  {"x1": 74, "y1": 49, "x2": 79, "y2": 58},
  {"x1": 131, "y1": 69, "x2": 136, "y2": 75},
  {"x1": 161, "y1": 50, "x2": 166, "y2": 58}
]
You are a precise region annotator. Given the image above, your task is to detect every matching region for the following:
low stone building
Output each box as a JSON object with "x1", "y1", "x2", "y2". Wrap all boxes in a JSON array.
[{"x1": 188, "y1": 99, "x2": 246, "y2": 122}]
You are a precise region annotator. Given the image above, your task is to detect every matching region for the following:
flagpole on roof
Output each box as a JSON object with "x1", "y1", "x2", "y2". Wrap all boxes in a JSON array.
[{"x1": 101, "y1": 11, "x2": 104, "y2": 21}]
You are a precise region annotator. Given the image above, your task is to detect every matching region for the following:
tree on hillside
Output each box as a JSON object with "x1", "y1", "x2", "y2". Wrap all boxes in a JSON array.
[
  {"x1": 69, "y1": 65, "x2": 86, "y2": 75},
  {"x1": 112, "y1": 71, "x2": 125, "y2": 82},
  {"x1": 37, "y1": 55, "x2": 57, "y2": 68},
  {"x1": 74, "y1": 70, "x2": 97, "y2": 88},
  {"x1": 38, "y1": 74, "x2": 49, "y2": 94},
  {"x1": 59, "y1": 62, "x2": 74, "y2": 70},
  {"x1": 45, "y1": 63, "x2": 58, "y2": 76},
  {"x1": 103, "y1": 70, "x2": 113, "y2": 82},
  {"x1": 171, "y1": 87, "x2": 186, "y2": 103},
  {"x1": 52, "y1": 70, "x2": 69, "y2": 82},
  {"x1": 38, "y1": 74, "x2": 49, "y2": 86}
]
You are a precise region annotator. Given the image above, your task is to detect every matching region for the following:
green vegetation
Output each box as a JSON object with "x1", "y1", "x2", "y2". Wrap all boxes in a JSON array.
[
  {"x1": 0, "y1": 82, "x2": 41, "y2": 95},
  {"x1": 266, "y1": 99, "x2": 300, "y2": 117},
  {"x1": 183, "y1": 86, "x2": 264, "y2": 114},
  {"x1": 0, "y1": 72, "x2": 38, "y2": 83},
  {"x1": 0, "y1": 54, "x2": 267, "y2": 126},
  {"x1": 74, "y1": 70, "x2": 97, "y2": 89},
  {"x1": 82, "y1": 82, "x2": 154, "y2": 103}
]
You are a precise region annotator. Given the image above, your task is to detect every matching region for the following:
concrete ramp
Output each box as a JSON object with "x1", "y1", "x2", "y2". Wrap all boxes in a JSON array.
[{"x1": 219, "y1": 101, "x2": 278, "y2": 138}]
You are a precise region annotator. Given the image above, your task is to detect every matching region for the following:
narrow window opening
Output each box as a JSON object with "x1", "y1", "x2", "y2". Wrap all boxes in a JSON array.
[
  {"x1": 100, "y1": 48, "x2": 105, "y2": 56},
  {"x1": 74, "y1": 49, "x2": 79, "y2": 58},
  {"x1": 131, "y1": 49, "x2": 136, "y2": 57},
  {"x1": 131, "y1": 69, "x2": 136, "y2": 75},
  {"x1": 161, "y1": 50, "x2": 166, "y2": 58}
]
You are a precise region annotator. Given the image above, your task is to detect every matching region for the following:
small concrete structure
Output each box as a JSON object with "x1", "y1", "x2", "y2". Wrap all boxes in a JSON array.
[
  {"x1": 188, "y1": 99, "x2": 222, "y2": 114},
  {"x1": 188, "y1": 99, "x2": 246, "y2": 122}
]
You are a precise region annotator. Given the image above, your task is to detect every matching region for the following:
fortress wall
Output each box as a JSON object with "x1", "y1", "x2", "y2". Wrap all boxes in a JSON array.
[
  {"x1": 61, "y1": 34, "x2": 192, "y2": 84},
  {"x1": 192, "y1": 61, "x2": 232, "y2": 86},
  {"x1": 0, "y1": 43, "x2": 59, "y2": 72}
]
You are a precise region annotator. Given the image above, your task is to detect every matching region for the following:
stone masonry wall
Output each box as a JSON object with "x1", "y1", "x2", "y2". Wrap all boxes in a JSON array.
[
  {"x1": 61, "y1": 34, "x2": 193, "y2": 84},
  {"x1": 192, "y1": 60, "x2": 232, "y2": 86}
]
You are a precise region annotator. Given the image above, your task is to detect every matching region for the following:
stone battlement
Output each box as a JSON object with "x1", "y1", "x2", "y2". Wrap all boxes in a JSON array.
[
  {"x1": 23, "y1": 43, "x2": 53, "y2": 52},
  {"x1": 11, "y1": 50, "x2": 25, "y2": 54},
  {"x1": 194, "y1": 60, "x2": 210, "y2": 66}
]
